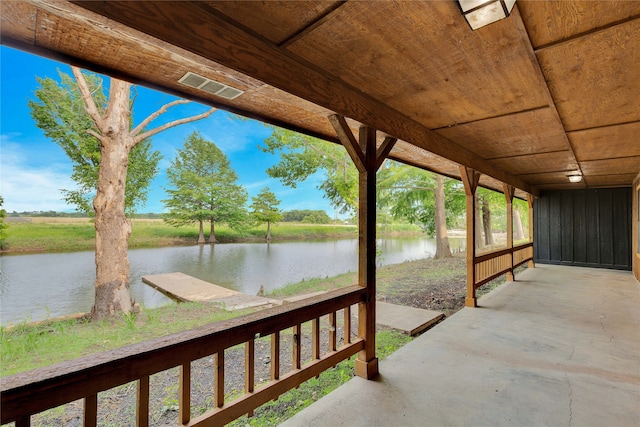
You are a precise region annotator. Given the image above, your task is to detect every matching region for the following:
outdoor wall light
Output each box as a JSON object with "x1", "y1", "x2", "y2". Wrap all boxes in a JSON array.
[
  {"x1": 457, "y1": 0, "x2": 517, "y2": 30},
  {"x1": 568, "y1": 174, "x2": 583, "y2": 183}
]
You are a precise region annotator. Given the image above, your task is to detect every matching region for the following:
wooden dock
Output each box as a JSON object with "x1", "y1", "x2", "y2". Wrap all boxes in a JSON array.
[{"x1": 142, "y1": 272, "x2": 282, "y2": 310}]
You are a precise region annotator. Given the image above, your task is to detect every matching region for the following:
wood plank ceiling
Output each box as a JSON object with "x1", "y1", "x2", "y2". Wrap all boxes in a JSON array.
[{"x1": 2, "y1": 0, "x2": 639, "y2": 198}]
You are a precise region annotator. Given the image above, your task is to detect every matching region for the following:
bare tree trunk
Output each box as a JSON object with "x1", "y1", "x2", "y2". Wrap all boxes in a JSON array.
[
  {"x1": 514, "y1": 209, "x2": 525, "y2": 241},
  {"x1": 434, "y1": 175, "x2": 452, "y2": 259},
  {"x1": 475, "y1": 193, "x2": 484, "y2": 250},
  {"x1": 198, "y1": 220, "x2": 205, "y2": 244},
  {"x1": 208, "y1": 219, "x2": 218, "y2": 244},
  {"x1": 481, "y1": 196, "x2": 494, "y2": 246},
  {"x1": 266, "y1": 221, "x2": 272, "y2": 242},
  {"x1": 91, "y1": 81, "x2": 133, "y2": 320}
]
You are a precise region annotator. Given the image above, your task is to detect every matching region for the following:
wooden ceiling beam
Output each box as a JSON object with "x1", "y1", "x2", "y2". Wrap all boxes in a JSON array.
[
  {"x1": 513, "y1": 5, "x2": 583, "y2": 183},
  {"x1": 72, "y1": 1, "x2": 537, "y2": 196},
  {"x1": 534, "y1": 14, "x2": 640, "y2": 53}
]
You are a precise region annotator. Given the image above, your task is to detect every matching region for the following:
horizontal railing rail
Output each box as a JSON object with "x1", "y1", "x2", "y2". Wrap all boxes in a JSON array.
[
  {"x1": 473, "y1": 242, "x2": 533, "y2": 289},
  {"x1": 513, "y1": 242, "x2": 534, "y2": 268},
  {"x1": 1, "y1": 285, "x2": 366, "y2": 426}
]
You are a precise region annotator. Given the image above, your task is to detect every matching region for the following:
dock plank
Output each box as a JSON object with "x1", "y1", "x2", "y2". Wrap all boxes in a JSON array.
[
  {"x1": 142, "y1": 272, "x2": 282, "y2": 310},
  {"x1": 142, "y1": 272, "x2": 240, "y2": 303}
]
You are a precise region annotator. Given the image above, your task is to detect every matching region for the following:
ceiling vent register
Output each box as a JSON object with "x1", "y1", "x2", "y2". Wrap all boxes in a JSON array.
[{"x1": 178, "y1": 72, "x2": 244, "y2": 100}]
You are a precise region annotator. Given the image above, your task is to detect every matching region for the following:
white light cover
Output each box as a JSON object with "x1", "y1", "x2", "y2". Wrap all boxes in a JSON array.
[
  {"x1": 465, "y1": 1, "x2": 507, "y2": 30},
  {"x1": 459, "y1": 0, "x2": 490, "y2": 13},
  {"x1": 568, "y1": 175, "x2": 582, "y2": 183}
]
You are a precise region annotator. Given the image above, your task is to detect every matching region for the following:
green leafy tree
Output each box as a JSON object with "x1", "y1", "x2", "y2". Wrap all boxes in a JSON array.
[
  {"x1": 476, "y1": 187, "x2": 508, "y2": 248},
  {"x1": 29, "y1": 70, "x2": 161, "y2": 216},
  {"x1": 282, "y1": 209, "x2": 331, "y2": 223},
  {"x1": 260, "y1": 127, "x2": 358, "y2": 214},
  {"x1": 378, "y1": 162, "x2": 465, "y2": 258},
  {"x1": 163, "y1": 131, "x2": 248, "y2": 244},
  {"x1": 28, "y1": 68, "x2": 214, "y2": 319},
  {"x1": 0, "y1": 196, "x2": 7, "y2": 250},
  {"x1": 250, "y1": 187, "x2": 283, "y2": 241}
]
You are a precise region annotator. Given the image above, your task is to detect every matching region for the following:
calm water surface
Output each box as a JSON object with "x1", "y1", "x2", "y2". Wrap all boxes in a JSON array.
[{"x1": 0, "y1": 238, "x2": 461, "y2": 324}]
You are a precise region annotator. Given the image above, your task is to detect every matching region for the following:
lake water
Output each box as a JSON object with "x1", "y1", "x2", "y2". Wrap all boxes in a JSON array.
[{"x1": 0, "y1": 237, "x2": 462, "y2": 325}]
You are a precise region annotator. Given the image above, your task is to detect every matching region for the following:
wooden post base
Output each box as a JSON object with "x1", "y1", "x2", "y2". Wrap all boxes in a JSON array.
[
  {"x1": 465, "y1": 297, "x2": 477, "y2": 307},
  {"x1": 506, "y1": 271, "x2": 514, "y2": 281},
  {"x1": 528, "y1": 260, "x2": 535, "y2": 268},
  {"x1": 354, "y1": 357, "x2": 379, "y2": 379}
]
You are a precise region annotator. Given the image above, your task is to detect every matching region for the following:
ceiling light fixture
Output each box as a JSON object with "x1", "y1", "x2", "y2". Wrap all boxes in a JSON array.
[
  {"x1": 457, "y1": 0, "x2": 516, "y2": 30},
  {"x1": 568, "y1": 174, "x2": 583, "y2": 183}
]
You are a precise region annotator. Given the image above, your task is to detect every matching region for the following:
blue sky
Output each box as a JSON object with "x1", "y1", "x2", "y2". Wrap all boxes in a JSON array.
[{"x1": 0, "y1": 46, "x2": 337, "y2": 216}]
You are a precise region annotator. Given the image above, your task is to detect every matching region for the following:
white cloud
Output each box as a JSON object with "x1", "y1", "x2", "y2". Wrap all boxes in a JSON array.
[
  {"x1": 244, "y1": 179, "x2": 273, "y2": 191},
  {"x1": 1, "y1": 137, "x2": 77, "y2": 212}
]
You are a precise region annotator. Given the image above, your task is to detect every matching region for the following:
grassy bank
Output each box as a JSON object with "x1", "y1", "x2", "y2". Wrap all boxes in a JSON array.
[{"x1": 1, "y1": 218, "x2": 420, "y2": 253}]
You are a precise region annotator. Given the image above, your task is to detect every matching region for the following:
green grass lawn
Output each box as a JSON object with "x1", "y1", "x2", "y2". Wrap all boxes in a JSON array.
[{"x1": 1, "y1": 218, "x2": 420, "y2": 253}]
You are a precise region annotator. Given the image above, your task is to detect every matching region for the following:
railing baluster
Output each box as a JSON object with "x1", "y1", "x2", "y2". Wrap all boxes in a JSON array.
[
  {"x1": 15, "y1": 416, "x2": 30, "y2": 427},
  {"x1": 84, "y1": 393, "x2": 97, "y2": 427},
  {"x1": 312, "y1": 317, "x2": 320, "y2": 360},
  {"x1": 344, "y1": 306, "x2": 351, "y2": 344},
  {"x1": 214, "y1": 351, "x2": 225, "y2": 408},
  {"x1": 136, "y1": 375, "x2": 149, "y2": 427},
  {"x1": 245, "y1": 339, "x2": 255, "y2": 417},
  {"x1": 329, "y1": 311, "x2": 337, "y2": 352},
  {"x1": 271, "y1": 331, "x2": 280, "y2": 380},
  {"x1": 179, "y1": 362, "x2": 191, "y2": 425},
  {"x1": 293, "y1": 324, "x2": 301, "y2": 370}
]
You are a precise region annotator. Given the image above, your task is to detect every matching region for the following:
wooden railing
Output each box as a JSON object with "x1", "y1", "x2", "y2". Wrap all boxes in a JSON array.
[
  {"x1": 1, "y1": 286, "x2": 366, "y2": 427},
  {"x1": 473, "y1": 242, "x2": 533, "y2": 289}
]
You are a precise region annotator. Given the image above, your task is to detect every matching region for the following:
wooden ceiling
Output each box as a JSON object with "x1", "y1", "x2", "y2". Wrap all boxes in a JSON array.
[{"x1": 2, "y1": 0, "x2": 639, "y2": 198}]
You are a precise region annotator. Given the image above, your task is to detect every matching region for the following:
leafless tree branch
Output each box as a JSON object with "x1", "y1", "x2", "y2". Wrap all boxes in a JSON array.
[
  {"x1": 71, "y1": 66, "x2": 104, "y2": 132},
  {"x1": 131, "y1": 98, "x2": 191, "y2": 136},
  {"x1": 133, "y1": 108, "x2": 216, "y2": 145}
]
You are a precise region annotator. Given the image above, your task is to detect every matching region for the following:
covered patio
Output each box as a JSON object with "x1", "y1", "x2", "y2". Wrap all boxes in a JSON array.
[{"x1": 284, "y1": 263, "x2": 640, "y2": 427}]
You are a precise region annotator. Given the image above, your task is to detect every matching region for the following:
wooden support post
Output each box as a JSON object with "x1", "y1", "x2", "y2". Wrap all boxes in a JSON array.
[
  {"x1": 329, "y1": 115, "x2": 396, "y2": 379},
  {"x1": 527, "y1": 194, "x2": 536, "y2": 268},
  {"x1": 15, "y1": 417, "x2": 31, "y2": 427},
  {"x1": 136, "y1": 375, "x2": 149, "y2": 427},
  {"x1": 179, "y1": 363, "x2": 191, "y2": 425},
  {"x1": 503, "y1": 184, "x2": 515, "y2": 281},
  {"x1": 460, "y1": 166, "x2": 481, "y2": 307}
]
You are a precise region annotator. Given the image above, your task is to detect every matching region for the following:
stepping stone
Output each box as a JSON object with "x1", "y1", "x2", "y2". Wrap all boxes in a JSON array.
[{"x1": 364, "y1": 301, "x2": 444, "y2": 336}]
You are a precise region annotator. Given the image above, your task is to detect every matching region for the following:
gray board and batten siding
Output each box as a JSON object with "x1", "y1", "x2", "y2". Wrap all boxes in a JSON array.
[{"x1": 534, "y1": 189, "x2": 632, "y2": 271}]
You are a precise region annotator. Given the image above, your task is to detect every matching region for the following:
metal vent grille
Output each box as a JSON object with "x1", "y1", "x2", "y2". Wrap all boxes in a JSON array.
[
  {"x1": 200, "y1": 80, "x2": 225, "y2": 95},
  {"x1": 216, "y1": 86, "x2": 243, "y2": 100},
  {"x1": 177, "y1": 72, "x2": 244, "y2": 100},
  {"x1": 178, "y1": 72, "x2": 206, "y2": 88}
]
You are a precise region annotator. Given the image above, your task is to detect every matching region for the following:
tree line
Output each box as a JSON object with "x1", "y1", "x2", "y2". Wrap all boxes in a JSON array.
[{"x1": 22, "y1": 68, "x2": 528, "y2": 320}]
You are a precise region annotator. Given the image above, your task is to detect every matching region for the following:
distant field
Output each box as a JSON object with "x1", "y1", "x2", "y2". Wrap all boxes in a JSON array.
[
  {"x1": 27, "y1": 217, "x2": 94, "y2": 224},
  {"x1": 1, "y1": 218, "x2": 420, "y2": 254}
]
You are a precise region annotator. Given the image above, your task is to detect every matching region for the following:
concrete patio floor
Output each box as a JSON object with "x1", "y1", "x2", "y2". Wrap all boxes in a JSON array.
[{"x1": 282, "y1": 264, "x2": 640, "y2": 427}]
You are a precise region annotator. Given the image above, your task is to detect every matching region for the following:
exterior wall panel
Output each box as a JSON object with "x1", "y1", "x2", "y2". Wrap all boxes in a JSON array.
[{"x1": 534, "y1": 189, "x2": 632, "y2": 270}]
